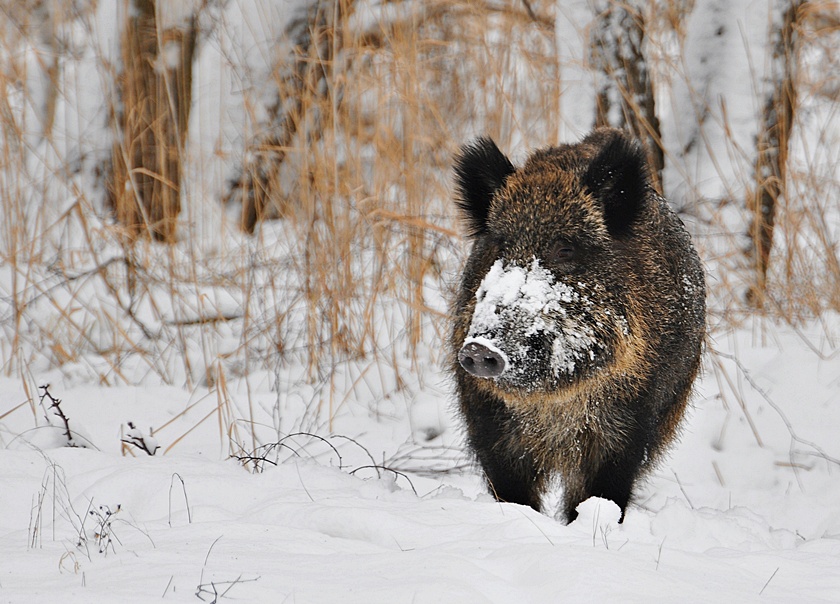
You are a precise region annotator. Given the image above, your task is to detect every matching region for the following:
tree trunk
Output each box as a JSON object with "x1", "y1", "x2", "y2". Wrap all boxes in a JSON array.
[
  {"x1": 110, "y1": 0, "x2": 195, "y2": 243},
  {"x1": 226, "y1": 0, "x2": 345, "y2": 234},
  {"x1": 590, "y1": 0, "x2": 664, "y2": 190},
  {"x1": 748, "y1": 0, "x2": 805, "y2": 305}
]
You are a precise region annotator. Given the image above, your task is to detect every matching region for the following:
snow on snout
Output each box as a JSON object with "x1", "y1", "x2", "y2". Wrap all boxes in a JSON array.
[
  {"x1": 468, "y1": 259, "x2": 573, "y2": 335},
  {"x1": 465, "y1": 258, "x2": 597, "y2": 378}
]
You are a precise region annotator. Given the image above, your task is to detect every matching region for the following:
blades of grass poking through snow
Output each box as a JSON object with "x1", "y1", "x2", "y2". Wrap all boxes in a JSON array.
[
  {"x1": 230, "y1": 443, "x2": 291, "y2": 474},
  {"x1": 26, "y1": 456, "x2": 92, "y2": 558},
  {"x1": 287, "y1": 460, "x2": 313, "y2": 506},
  {"x1": 383, "y1": 443, "x2": 471, "y2": 477},
  {"x1": 200, "y1": 535, "x2": 222, "y2": 571},
  {"x1": 328, "y1": 434, "x2": 378, "y2": 469},
  {"x1": 656, "y1": 537, "x2": 666, "y2": 571},
  {"x1": 233, "y1": 432, "x2": 421, "y2": 492},
  {"x1": 712, "y1": 461, "x2": 726, "y2": 487},
  {"x1": 28, "y1": 481, "x2": 46, "y2": 550},
  {"x1": 212, "y1": 362, "x2": 245, "y2": 459},
  {"x1": 708, "y1": 348, "x2": 764, "y2": 448},
  {"x1": 671, "y1": 471, "x2": 695, "y2": 510},
  {"x1": 162, "y1": 576, "x2": 174, "y2": 598},
  {"x1": 348, "y1": 466, "x2": 418, "y2": 496},
  {"x1": 759, "y1": 567, "x2": 780, "y2": 596},
  {"x1": 160, "y1": 384, "x2": 242, "y2": 456},
  {"x1": 190, "y1": 504, "x2": 261, "y2": 599},
  {"x1": 58, "y1": 552, "x2": 82, "y2": 576},
  {"x1": 195, "y1": 576, "x2": 261, "y2": 603},
  {"x1": 232, "y1": 432, "x2": 344, "y2": 473},
  {"x1": 513, "y1": 507, "x2": 555, "y2": 547},
  {"x1": 168, "y1": 473, "x2": 192, "y2": 527},
  {"x1": 153, "y1": 390, "x2": 214, "y2": 438},
  {"x1": 0, "y1": 397, "x2": 32, "y2": 422}
]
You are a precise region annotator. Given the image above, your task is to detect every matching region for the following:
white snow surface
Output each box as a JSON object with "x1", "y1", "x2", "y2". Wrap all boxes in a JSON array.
[
  {"x1": 3, "y1": 320, "x2": 840, "y2": 602},
  {"x1": 466, "y1": 258, "x2": 597, "y2": 377}
]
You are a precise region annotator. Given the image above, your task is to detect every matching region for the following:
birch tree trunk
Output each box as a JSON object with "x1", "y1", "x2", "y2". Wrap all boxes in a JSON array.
[
  {"x1": 748, "y1": 0, "x2": 805, "y2": 305},
  {"x1": 110, "y1": 0, "x2": 196, "y2": 243},
  {"x1": 556, "y1": 0, "x2": 597, "y2": 141},
  {"x1": 590, "y1": 0, "x2": 664, "y2": 189},
  {"x1": 225, "y1": 0, "x2": 344, "y2": 234}
]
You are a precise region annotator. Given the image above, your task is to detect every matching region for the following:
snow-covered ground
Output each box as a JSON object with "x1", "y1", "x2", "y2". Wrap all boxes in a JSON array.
[
  {"x1": 2, "y1": 1, "x2": 840, "y2": 602},
  {"x1": 2, "y1": 318, "x2": 840, "y2": 603}
]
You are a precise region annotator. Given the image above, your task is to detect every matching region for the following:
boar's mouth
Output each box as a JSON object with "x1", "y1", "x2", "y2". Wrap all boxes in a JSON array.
[{"x1": 459, "y1": 258, "x2": 606, "y2": 390}]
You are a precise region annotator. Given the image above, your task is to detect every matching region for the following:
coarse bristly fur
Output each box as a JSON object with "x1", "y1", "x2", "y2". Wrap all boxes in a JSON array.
[{"x1": 450, "y1": 127, "x2": 706, "y2": 523}]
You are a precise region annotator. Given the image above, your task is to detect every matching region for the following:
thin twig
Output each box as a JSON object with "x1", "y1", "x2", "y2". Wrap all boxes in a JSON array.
[
  {"x1": 656, "y1": 537, "x2": 666, "y2": 570},
  {"x1": 348, "y1": 465, "x2": 419, "y2": 496},
  {"x1": 121, "y1": 421, "x2": 160, "y2": 455},
  {"x1": 672, "y1": 470, "x2": 695, "y2": 510},
  {"x1": 759, "y1": 567, "x2": 780, "y2": 595},
  {"x1": 169, "y1": 473, "x2": 192, "y2": 526},
  {"x1": 162, "y1": 575, "x2": 174, "y2": 598},
  {"x1": 715, "y1": 348, "x2": 840, "y2": 475},
  {"x1": 295, "y1": 463, "x2": 314, "y2": 503},
  {"x1": 195, "y1": 576, "x2": 260, "y2": 602},
  {"x1": 39, "y1": 385, "x2": 78, "y2": 448}
]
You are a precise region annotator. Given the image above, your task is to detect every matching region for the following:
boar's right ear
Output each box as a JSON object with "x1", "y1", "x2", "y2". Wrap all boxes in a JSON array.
[
  {"x1": 453, "y1": 137, "x2": 516, "y2": 237},
  {"x1": 582, "y1": 130, "x2": 649, "y2": 239}
]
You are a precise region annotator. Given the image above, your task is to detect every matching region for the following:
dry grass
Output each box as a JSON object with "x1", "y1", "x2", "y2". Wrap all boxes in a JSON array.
[
  {"x1": 214, "y1": 0, "x2": 561, "y2": 386},
  {"x1": 1, "y1": 0, "x2": 839, "y2": 451}
]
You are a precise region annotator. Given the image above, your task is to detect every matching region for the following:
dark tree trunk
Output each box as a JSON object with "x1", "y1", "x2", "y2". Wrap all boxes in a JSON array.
[
  {"x1": 110, "y1": 0, "x2": 195, "y2": 243},
  {"x1": 591, "y1": 0, "x2": 664, "y2": 190},
  {"x1": 748, "y1": 0, "x2": 805, "y2": 305}
]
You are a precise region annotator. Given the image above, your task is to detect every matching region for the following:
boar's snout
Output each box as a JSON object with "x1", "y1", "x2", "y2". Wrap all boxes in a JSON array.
[{"x1": 459, "y1": 340, "x2": 506, "y2": 378}]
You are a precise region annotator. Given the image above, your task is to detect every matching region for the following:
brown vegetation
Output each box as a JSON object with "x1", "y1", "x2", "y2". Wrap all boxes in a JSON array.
[
  {"x1": 109, "y1": 0, "x2": 196, "y2": 243},
  {"x1": 0, "y1": 0, "x2": 839, "y2": 411}
]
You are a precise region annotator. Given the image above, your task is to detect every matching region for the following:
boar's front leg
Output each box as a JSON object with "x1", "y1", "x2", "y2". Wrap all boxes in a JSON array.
[
  {"x1": 461, "y1": 388, "x2": 545, "y2": 512},
  {"x1": 561, "y1": 424, "x2": 649, "y2": 524}
]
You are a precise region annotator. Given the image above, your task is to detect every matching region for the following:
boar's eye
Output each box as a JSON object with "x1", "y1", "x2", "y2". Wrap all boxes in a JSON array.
[{"x1": 549, "y1": 240, "x2": 576, "y2": 265}]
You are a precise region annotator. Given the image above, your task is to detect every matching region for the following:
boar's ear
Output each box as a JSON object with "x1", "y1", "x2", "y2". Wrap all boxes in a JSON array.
[
  {"x1": 582, "y1": 130, "x2": 649, "y2": 239},
  {"x1": 453, "y1": 137, "x2": 516, "y2": 237}
]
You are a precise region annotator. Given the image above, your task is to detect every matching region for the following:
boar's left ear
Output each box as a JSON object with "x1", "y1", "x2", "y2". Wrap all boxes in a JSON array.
[
  {"x1": 453, "y1": 137, "x2": 516, "y2": 237},
  {"x1": 582, "y1": 130, "x2": 650, "y2": 239}
]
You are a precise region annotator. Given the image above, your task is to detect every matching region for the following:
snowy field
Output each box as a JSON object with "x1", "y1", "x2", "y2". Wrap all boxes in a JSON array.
[
  {"x1": 2, "y1": 1, "x2": 840, "y2": 602},
  {"x1": 2, "y1": 320, "x2": 840, "y2": 602}
]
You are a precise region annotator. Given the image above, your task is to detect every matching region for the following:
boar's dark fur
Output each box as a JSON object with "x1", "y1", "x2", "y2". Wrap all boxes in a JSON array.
[{"x1": 451, "y1": 128, "x2": 705, "y2": 523}]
